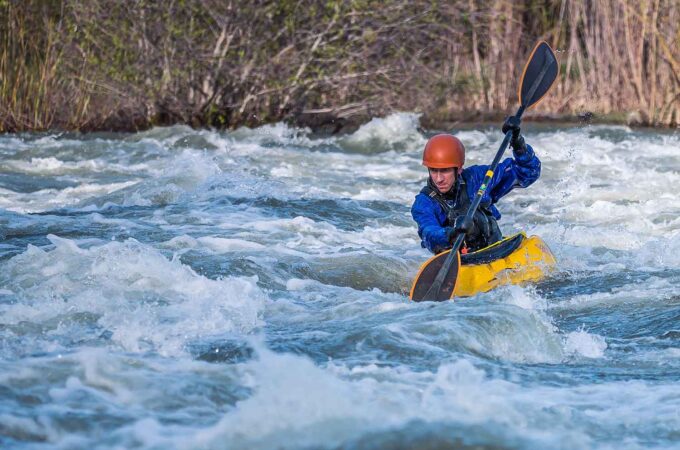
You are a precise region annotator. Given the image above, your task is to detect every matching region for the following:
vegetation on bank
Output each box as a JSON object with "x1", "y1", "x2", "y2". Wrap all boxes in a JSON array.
[{"x1": 1, "y1": 0, "x2": 678, "y2": 132}]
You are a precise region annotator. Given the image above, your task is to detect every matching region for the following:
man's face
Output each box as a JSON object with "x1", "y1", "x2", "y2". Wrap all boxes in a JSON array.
[{"x1": 429, "y1": 167, "x2": 456, "y2": 193}]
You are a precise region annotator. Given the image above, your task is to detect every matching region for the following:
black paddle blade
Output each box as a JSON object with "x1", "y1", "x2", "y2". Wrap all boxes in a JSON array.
[
  {"x1": 409, "y1": 250, "x2": 461, "y2": 302},
  {"x1": 518, "y1": 41, "x2": 558, "y2": 110}
]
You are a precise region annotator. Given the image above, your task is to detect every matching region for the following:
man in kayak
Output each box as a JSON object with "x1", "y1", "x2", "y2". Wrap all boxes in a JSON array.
[{"x1": 411, "y1": 117, "x2": 541, "y2": 254}]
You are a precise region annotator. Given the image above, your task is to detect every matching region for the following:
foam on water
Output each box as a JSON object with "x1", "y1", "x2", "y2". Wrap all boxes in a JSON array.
[
  {"x1": 230, "y1": 122, "x2": 316, "y2": 147},
  {"x1": 454, "y1": 129, "x2": 493, "y2": 148},
  {"x1": 339, "y1": 112, "x2": 426, "y2": 153},
  {"x1": 564, "y1": 330, "x2": 608, "y2": 358},
  {"x1": 164, "y1": 344, "x2": 677, "y2": 449},
  {"x1": 0, "y1": 235, "x2": 264, "y2": 356},
  {"x1": 1, "y1": 119, "x2": 679, "y2": 449},
  {"x1": 0, "y1": 181, "x2": 140, "y2": 213},
  {"x1": 234, "y1": 215, "x2": 418, "y2": 256}
]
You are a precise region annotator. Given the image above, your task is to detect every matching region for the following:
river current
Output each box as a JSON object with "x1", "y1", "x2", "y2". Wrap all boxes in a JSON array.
[{"x1": 0, "y1": 113, "x2": 679, "y2": 449}]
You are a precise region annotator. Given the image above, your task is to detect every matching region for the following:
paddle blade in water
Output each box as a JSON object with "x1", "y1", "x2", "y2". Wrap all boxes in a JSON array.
[
  {"x1": 409, "y1": 250, "x2": 461, "y2": 302},
  {"x1": 518, "y1": 41, "x2": 559, "y2": 109}
]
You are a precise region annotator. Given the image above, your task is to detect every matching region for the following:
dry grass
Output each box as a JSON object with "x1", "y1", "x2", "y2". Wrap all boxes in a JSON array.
[{"x1": 1, "y1": 0, "x2": 678, "y2": 132}]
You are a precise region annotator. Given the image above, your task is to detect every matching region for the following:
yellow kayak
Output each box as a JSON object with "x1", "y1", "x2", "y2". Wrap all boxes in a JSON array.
[{"x1": 410, "y1": 232, "x2": 556, "y2": 299}]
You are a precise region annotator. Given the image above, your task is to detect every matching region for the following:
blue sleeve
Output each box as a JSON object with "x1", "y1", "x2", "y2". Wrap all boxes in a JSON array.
[
  {"x1": 411, "y1": 193, "x2": 450, "y2": 254},
  {"x1": 464, "y1": 143, "x2": 541, "y2": 206}
]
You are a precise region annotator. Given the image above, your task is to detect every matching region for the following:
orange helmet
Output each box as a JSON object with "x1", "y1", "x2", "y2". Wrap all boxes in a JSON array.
[{"x1": 422, "y1": 134, "x2": 465, "y2": 169}]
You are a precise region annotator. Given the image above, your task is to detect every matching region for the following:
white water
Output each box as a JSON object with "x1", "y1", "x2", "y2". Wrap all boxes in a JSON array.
[{"x1": 0, "y1": 114, "x2": 679, "y2": 449}]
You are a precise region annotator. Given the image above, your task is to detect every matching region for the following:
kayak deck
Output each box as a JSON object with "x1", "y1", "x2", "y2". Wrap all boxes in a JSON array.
[
  {"x1": 409, "y1": 232, "x2": 556, "y2": 299},
  {"x1": 456, "y1": 232, "x2": 556, "y2": 297}
]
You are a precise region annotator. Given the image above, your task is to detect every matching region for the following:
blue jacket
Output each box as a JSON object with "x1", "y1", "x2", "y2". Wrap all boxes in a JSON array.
[{"x1": 411, "y1": 144, "x2": 541, "y2": 253}]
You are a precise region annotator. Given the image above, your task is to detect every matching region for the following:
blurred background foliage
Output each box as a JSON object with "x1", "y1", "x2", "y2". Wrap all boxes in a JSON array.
[{"x1": 1, "y1": 0, "x2": 678, "y2": 132}]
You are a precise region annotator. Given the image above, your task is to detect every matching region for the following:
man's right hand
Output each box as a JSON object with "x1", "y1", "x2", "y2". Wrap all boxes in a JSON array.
[{"x1": 446, "y1": 215, "x2": 474, "y2": 244}]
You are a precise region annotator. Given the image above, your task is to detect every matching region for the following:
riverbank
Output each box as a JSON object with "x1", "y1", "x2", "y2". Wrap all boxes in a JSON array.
[
  {"x1": 2, "y1": 1, "x2": 678, "y2": 133},
  {"x1": 294, "y1": 109, "x2": 673, "y2": 136},
  {"x1": 1, "y1": 109, "x2": 671, "y2": 139}
]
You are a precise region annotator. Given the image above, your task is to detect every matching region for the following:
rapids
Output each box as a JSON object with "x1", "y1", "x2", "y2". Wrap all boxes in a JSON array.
[{"x1": 1, "y1": 113, "x2": 679, "y2": 449}]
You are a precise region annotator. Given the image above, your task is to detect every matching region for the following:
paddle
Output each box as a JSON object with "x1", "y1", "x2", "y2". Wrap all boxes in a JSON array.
[{"x1": 410, "y1": 41, "x2": 559, "y2": 302}]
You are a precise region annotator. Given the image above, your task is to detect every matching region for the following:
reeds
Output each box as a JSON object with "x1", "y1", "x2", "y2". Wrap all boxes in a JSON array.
[
  {"x1": 0, "y1": 1, "x2": 62, "y2": 130},
  {"x1": 0, "y1": 0, "x2": 678, "y2": 132},
  {"x1": 550, "y1": 0, "x2": 680, "y2": 126}
]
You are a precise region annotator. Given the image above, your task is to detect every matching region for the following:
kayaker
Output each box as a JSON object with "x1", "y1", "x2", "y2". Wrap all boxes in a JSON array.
[{"x1": 411, "y1": 117, "x2": 541, "y2": 254}]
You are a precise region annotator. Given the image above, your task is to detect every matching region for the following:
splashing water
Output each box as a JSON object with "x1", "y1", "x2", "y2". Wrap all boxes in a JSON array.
[{"x1": 1, "y1": 115, "x2": 679, "y2": 449}]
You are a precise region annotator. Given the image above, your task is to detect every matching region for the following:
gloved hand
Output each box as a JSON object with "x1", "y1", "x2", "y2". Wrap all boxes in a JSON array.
[
  {"x1": 446, "y1": 215, "x2": 474, "y2": 244},
  {"x1": 502, "y1": 115, "x2": 527, "y2": 154}
]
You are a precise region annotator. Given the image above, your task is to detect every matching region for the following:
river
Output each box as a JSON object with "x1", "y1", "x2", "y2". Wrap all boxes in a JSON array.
[{"x1": 1, "y1": 113, "x2": 679, "y2": 449}]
